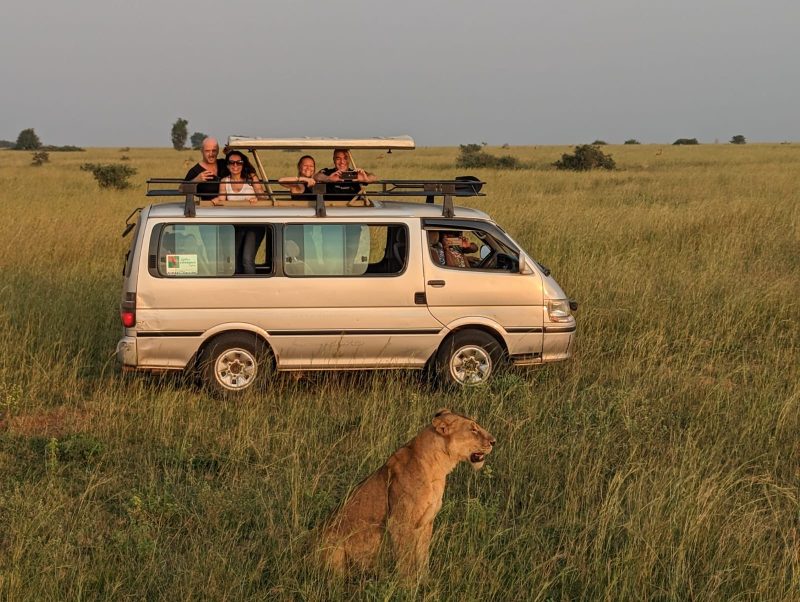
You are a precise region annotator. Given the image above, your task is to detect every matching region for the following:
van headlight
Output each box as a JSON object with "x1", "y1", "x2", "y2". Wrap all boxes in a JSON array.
[{"x1": 546, "y1": 299, "x2": 572, "y2": 323}]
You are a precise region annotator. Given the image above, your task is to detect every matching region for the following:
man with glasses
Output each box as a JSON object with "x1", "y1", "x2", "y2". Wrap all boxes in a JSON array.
[{"x1": 182, "y1": 137, "x2": 229, "y2": 200}]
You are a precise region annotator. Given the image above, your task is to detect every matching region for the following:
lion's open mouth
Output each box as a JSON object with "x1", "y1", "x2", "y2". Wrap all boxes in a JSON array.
[{"x1": 470, "y1": 452, "x2": 485, "y2": 464}]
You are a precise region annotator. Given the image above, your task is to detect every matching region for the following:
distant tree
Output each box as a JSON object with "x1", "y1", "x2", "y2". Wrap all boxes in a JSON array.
[
  {"x1": 553, "y1": 145, "x2": 616, "y2": 171},
  {"x1": 171, "y1": 118, "x2": 189, "y2": 150},
  {"x1": 624, "y1": 139, "x2": 641, "y2": 145},
  {"x1": 673, "y1": 138, "x2": 699, "y2": 145},
  {"x1": 730, "y1": 135, "x2": 746, "y2": 145},
  {"x1": 591, "y1": 140, "x2": 608, "y2": 145},
  {"x1": 15, "y1": 128, "x2": 42, "y2": 150},
  {"x1": 190, "y1": 132, "x2": 207, "y2": 150},
  {"x1": 81, "y1": 163, "x2": 137, "y2": 189},
  {"x1": 0, "y1": 139, "x2": 14, "y2": 149},
  {"x1": 31, "y1": 151, "x2": 49, "y2": 166}
]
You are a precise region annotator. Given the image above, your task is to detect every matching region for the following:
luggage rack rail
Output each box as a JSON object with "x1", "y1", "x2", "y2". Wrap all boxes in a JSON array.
[{"x1": 145, "y1": 178, "x2": 485, "y2": 218}]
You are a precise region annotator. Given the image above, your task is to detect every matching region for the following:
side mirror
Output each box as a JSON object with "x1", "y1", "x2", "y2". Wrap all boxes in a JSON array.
[{"x1": 479, "y1": 244, "x2": 491, "y2": 259}]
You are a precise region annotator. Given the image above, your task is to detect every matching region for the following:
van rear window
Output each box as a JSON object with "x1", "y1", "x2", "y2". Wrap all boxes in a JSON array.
[{"x1": 284, "y1": 224, "x2": 406, "y2": 277}]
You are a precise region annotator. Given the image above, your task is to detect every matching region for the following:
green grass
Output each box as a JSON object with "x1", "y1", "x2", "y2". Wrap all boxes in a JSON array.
[{"x1": 0, "y1": 144, "x2": 798, "y2": 600}]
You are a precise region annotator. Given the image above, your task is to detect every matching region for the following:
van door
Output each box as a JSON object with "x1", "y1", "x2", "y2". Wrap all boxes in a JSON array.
[
  {"x1": 421, "y1": 221, "x2": 544, "y2": 358},
  {"x1": 269, "y1": 221, "x2": 442, "y2": 369}
]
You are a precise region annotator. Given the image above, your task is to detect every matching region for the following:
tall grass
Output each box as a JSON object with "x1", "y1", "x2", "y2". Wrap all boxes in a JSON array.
[{"x1": 0, "y1": 144, "x2": 798, "y2": 599}]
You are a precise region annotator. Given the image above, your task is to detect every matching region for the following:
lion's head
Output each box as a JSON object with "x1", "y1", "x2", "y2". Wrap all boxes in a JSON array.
[{"x1": 431, "y1": 408, "x2": 495, "y2": 469}]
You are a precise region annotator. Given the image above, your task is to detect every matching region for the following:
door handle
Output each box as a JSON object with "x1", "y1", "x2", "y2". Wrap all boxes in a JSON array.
[{"x1": 427, "y1": 280, "x2": 446, "y2": 287}]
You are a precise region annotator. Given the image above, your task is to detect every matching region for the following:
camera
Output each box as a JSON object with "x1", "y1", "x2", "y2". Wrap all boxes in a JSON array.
[{"x1": 340, "y1": 170, "x2": 358, "y2": 180}]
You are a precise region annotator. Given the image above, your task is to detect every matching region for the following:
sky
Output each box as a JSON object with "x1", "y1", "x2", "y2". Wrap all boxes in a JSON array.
[{"x1": 2, "y1": 0, "x2": 798, "y2": 147}]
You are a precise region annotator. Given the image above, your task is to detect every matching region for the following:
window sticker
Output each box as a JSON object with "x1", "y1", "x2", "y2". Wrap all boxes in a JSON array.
[{"x1": 166, "y1": 254, "x2": 198, "y2": 275}]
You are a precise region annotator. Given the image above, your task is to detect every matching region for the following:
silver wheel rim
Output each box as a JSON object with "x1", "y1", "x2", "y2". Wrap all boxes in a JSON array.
[
  {"x1": 450, "y1": 344, "x2": 492, "y2": 385},
  {"x1": 214, "y1": 347, "x2": 257, "y2": 391}
]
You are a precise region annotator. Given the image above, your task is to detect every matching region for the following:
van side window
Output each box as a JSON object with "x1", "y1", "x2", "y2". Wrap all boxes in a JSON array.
[
  {"x1": 284, "y1": 224, "x2": 406, "y2": 277},
  {"x1": 156, "y1": 224, "x2": 273, "y2": 277},
  {"x1": 158, "y1": 224, "x2": 234, "y2": 277},
  {"x1": 427, "y1": 227, "x2": 519, "y2": 272}
]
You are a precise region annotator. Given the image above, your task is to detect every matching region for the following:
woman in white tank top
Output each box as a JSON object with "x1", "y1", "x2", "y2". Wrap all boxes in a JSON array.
[{"x1": 212, "y1": 151, "x2": 265, "y2": 205}]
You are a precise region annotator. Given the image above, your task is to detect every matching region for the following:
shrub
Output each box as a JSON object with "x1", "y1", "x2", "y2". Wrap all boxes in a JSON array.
[
  {"x1": 624, "y1": 139, "x2": 641, "y2": 145},
  {"x1": 673, "y1": 138, "x2": 699, "y2": 145},
  {"x1": 41, "y1": 145, "x2": 84, "y2": 152},
  {"x1": 0, "y1": 140, "x2": 14, "y2": 149},
  {"x1": 81, "y1": 163, "x2": 137, "y2": 189},
  {"x1": 15, "y1": 128, "x2": 41, "y2": 150},
  {"x1": 31, "y1": 151, "x2": 49, "y2": 166},
  {"x1": 553, "y1": 145, "x2": 616, "y2": 171},
  {"x1": 456, "y1": 143, "x2": 522, "y2": 169},
  {"x1": 591, "y1": 139, "x2": 608, "y2": 145},
  {"x1": 730, "y1": 135, "x2": 746, "y2": 145}
]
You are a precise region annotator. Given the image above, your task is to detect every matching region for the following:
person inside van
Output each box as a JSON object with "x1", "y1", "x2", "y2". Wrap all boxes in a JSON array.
[
  {"x1": 182, "y1": 137, "x2": 229, "y2": 200},
  {"x1": 278, "y1": 155, "x2": 317, "y2": 200},
  {"x1": 314, "y1": 148, "x2": 377, "y2": 200},
  {"x1": 212, "y1": 151, "x2": 266, "y2": 274},
  {"x1": 428, "y1": 230, "x2": 479, "y2": 268}
]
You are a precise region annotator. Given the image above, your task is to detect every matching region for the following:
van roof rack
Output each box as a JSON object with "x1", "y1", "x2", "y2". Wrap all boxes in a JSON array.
[{"x1": 146, "y1": 178, "x2": 485, "y2": 218}]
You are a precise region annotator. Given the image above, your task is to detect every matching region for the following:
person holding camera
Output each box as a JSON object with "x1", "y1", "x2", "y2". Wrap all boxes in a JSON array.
[
  {"x1": 314, "y1": 148, "x2": 377, "y2": 200},
  {"x1": 182, "y1": 137, "x2": 229, "y2": 200}
]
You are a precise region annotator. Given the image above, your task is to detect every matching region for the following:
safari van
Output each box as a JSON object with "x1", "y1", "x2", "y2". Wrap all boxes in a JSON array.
[{"x1": 117, "y1": 136, "x2": 576, "y2": 393}]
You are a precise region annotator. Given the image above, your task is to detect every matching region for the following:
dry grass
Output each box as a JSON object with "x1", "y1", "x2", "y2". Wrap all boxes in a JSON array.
[{"x1": 0, "y1": 143, "x2": 798, "y2": 600}]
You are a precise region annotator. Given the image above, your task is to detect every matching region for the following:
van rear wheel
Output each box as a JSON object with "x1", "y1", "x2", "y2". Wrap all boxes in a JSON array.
[
  {"x1": 435, "y1": 330, "x2": 503, "y2": 387},
  {"x1": 200, "y1": 333, "x2": 271, "y2": 396}
]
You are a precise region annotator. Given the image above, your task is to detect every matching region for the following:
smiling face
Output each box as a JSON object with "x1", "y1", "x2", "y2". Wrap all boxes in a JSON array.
[
  {"x1": 298, "y1": 156, "x2": 316, "y2": 178},
  {"x1": 333, "y1": 149, "x2": 350, "y2": 171},
  {"x1": 226, "y1": 152, "x2": 244, "y2": 175},
  {"x1": 201, "y1": 138, "x2": 219, "y2": 164}
]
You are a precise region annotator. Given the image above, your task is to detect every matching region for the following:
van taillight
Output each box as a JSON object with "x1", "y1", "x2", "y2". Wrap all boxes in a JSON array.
[{"x1": 120, "y1": 293, "x2": 136, "y2": 328}]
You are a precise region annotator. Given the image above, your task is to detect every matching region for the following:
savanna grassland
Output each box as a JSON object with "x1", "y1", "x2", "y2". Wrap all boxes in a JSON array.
[{"x1": 0, "y1": 143, "x2": 798, "y2": 600}]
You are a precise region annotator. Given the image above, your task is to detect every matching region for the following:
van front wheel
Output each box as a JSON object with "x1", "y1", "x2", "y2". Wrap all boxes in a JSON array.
[
  {"x1": 200, "y1": 333, "x2": 271, "y2": 395},
  {"x1": 435, "y1": 330, "x2": 503, "y2": 387}
]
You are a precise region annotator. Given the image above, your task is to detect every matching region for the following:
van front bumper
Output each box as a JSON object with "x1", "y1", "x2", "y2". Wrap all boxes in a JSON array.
[{"x1": 116, "y1": 336, "x2": 137, "y2": 366}]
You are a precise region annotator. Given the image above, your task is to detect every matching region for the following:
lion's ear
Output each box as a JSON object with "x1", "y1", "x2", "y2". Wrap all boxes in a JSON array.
[
  {"x1": 432, "y1": 410, "x2": 451, "y2": 436},
  {"x1": 434, "y1": 408, "x2": 451, "y2": 418}
]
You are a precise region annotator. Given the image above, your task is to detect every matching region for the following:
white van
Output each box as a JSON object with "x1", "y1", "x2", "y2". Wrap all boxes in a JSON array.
[{"x1": 117, "y1": 137, "x2": 576, "y2": 393}]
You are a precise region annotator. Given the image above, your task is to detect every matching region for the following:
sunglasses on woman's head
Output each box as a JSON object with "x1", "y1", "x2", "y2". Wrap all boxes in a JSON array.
[{"x1": 228, "y1": 160, "x2": 243, "y2": 166}]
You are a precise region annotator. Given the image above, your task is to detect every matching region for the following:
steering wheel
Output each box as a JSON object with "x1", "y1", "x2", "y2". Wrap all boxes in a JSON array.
[{"x1": 477, "y1": 251, "x2": 498, "y2": 270}]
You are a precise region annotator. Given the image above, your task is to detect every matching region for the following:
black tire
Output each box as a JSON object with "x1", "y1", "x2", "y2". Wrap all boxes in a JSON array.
[
  {"x1": 200, "y1": 332, "x2": 272, "y2": 396},
  {"x1": 434, "y1": 329, "x2": 504, "y2": 387}
]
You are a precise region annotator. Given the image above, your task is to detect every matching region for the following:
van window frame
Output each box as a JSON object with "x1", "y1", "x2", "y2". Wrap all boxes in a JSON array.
[{"x1": 282, "y1": 222, "x2": 410, "y2": 278}]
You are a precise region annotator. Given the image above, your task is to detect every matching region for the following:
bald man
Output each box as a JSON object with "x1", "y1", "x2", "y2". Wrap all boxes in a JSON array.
[{"x1": 182, "y1": 137, "x2": 229, "y2": 200}]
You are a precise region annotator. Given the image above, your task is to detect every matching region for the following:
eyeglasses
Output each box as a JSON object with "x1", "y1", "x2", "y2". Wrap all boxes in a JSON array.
[{"x1": 227, "y1": 160, "x2": 243, "y2": 166}]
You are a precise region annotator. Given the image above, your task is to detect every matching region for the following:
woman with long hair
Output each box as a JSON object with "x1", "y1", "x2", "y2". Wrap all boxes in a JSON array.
[{"x1": 213, "y1": 151, "x2": 266, "y2": 274}]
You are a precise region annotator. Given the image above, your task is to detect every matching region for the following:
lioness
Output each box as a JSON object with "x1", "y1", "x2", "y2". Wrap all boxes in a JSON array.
[{"x1": 318, "y1": 409, "x2": 495, "y2": 577}]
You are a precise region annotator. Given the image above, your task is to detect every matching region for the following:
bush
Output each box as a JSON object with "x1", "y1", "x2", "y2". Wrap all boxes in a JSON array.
[
  {"x1": 730, "y1": 135, "x2": 746, "y2": 145},
  {"x1": 591, "y1": 139, "x2": 608, "y2": 145},
  {"x1": 15, "y1": 128, "x2": 41, "y2": 150},
  {"x1": 81, "y1": 163, "x2": 137, "y2": 189},
  {"x1": 41, "y1": 145, "x2": 84, "y2": 152},
  {"x1": 553, "y1": 145, "x2": 616, "y2": 171},
  {"x1": 673, "y1": 138, "x2": 699, "y2": 145},
  {"x1": 31, "y1": 151, "x2": 49, "y2": 166},
  {"x1": 0, "y1": 140, "x2": 14, "y2": 149},
  {"x1": 624, "y1": 139, "x2": 641, "y2": 145},
  {"x1": 456, "y1": 143, "x2": 522, "y2": 169}
]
